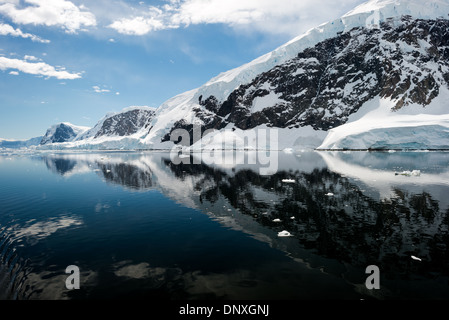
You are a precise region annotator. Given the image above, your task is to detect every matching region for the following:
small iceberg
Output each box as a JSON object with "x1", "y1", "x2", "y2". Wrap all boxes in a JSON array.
[
  {"x1": 272, "y1": 218, "x2": 282, "y2": 222},
  {"x1": 411, "y1": 255, "x2": 422, "y2": 261},
  {"x1": 395, "y1": 170, "x2": 421, "y2": 177},
  {"x1": 278, "y1": 230, "x2": 292, "y2": 237},
  {"x1": 325, "y1": 192, "x2": 334, "y2": 196},
  {"x1": 282, "y1": 179, "x2": 295, "y2": 183}
]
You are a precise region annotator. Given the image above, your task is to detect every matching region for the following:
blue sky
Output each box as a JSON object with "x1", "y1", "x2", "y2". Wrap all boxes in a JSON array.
[{"x1": 0, "y1": 0, "x2": 363, "y2": 140}]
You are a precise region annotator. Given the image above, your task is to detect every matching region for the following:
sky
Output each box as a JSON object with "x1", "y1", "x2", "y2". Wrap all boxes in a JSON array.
[{"x1": 0, "y1": 0, "x2": 365, "y2": 140}]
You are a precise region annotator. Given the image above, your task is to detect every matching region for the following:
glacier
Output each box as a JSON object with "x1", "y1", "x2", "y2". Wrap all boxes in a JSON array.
[{"x1": 318, "y1": 88, "x2": 449, "y2": 150}]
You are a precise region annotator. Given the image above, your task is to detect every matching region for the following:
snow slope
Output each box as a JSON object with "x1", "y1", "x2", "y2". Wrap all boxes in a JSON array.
[
  {"x1": 142, "y1": 0, "x2": 449, "y2": 151},
  {"x1": 318, "y1": 88, "x2": 449, "y2": 150}
]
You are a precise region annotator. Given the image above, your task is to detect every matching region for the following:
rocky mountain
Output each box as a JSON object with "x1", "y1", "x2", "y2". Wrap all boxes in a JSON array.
[
  {"x1": 193, "y1": 16, "x2": 448, "y2": 131},
  {"x1": 37, "y1": 0, "x2": 449, "y2": 151},
  {"x1": 40, "y1": 123, "x2": 89, "y2": 145},
  {"x1": 38, "y1": 106, "x2": 156, "y2": 150},
  {"x1": 76, "y1": 106, "x2": 156, "y2": 140}
]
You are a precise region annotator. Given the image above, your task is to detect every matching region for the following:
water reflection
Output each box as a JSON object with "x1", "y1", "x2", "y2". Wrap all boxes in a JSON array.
[
  {"x1": 38, "y1": 151, "x2": 449, "y2": 298},
  {"x1": 2, "y1": 150, "x2": 449, "y2": 299}
]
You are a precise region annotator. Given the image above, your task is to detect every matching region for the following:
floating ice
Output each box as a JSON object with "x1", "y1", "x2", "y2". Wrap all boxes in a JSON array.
[
  {"x1": 282, "y1": 179, "x2": 295, "y2": 183},
  {"x1": 411, "y1": 255, "x2": 422, "y2": 261},
  {"x1": 278, "y1": 230, "x2": 292, "y2": 237},
  {"x1": 272, "y1": 218, "x2": 282, "y2": 222},
  {"x1": 395, "y1": 170, "x2": 421, "y2": 177},
  {"x1": 325, "y1": 193, "x2": 334, "y2": 196}
]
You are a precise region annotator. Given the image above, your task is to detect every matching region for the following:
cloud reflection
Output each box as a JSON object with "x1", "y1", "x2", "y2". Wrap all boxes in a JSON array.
[{"x1": 12, "y1": 215, "x2": 83, "y2": 245}]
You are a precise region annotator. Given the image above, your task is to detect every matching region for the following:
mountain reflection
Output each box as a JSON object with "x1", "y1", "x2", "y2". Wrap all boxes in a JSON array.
[{"x1": 41, "y1": 151, "x2": 449, "y2": 297}]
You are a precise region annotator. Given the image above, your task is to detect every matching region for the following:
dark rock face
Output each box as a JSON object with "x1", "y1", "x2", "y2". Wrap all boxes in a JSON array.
[
  {"x1": 191, "y1": 17, "x2": 449, "y2": 133},
  {"x1": 40, "y1": 124, "x2": 79, "y2": 145},
  {"x1": 95, "y1": 108, "x2": 155, "y2": 138}
]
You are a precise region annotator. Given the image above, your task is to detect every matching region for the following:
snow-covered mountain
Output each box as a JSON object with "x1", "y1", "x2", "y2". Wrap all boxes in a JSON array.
[
  {"x1": 40, "y1": 123, "x2": 90, "y2": 145},
  {"x1": 0, "y1": 136, "x2": 43, "y2": 149},
  {"x1": 38, "y1": 0, "x2": 449, "y2": 151},
  {"x1": 38, "y1": 106, "x2": 156, "y2": 150}
]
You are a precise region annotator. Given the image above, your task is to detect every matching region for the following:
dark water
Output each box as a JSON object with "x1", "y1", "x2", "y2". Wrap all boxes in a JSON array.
[{"x1": 0, "y1": 150, "x2": 448, "y2": 300}]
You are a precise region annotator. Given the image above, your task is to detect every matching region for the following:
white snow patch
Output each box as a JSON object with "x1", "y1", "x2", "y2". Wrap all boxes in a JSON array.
[
  {"x1": 278, "y1": 230, "x2": 293, "y2": 237},
  {"x1": 251, "y1": 91, "x2": 283, "y2": 113}
]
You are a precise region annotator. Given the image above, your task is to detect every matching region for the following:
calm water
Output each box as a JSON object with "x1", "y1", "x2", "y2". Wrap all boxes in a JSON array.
[{"x1": 0, "y1": 150, "x2": 448, "y2": 300}]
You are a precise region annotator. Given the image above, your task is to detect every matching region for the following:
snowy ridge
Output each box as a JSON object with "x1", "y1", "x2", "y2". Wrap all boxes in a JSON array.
[
  {"x1": 142, "y1": 89, "x2": 198, "y2": 149},
  {"x1": 38, "y1": 106, "x2": 156, "y2": 150},
  {"x1": 344, "y1": 0, "x2": 449, "y2": 19},
  {"x1": 193, "y1": 0, "x2": 449, "y2": 103},
  {"x1": 40, "y1": 122, "x2": 90, "y2": 145},
  {"x1": 76, "y1": 105, "x2": 155, "y2": 141}
]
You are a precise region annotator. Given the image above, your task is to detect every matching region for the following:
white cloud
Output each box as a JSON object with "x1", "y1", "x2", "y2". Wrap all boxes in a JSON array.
[
  {"x1": 108, "y1": 15, "x2": 173, "y2": 35},
  {"x1": 9, "y1": 70, "x2": 18, "y2": 75},
  {"x1": 108, "y1": 0, "x2": 361, "y2": 37},
  {"x1": 0, "y1": 56, "x2": 82, "y2": 79},
  {"x1": 93, "y1": 85, "x2": 110, "y2": 93},
  {"x1": 0, "y1": 0, "x2": 97, "y2": 33},
  {"x1": 0, "y1": 22, "x2": 50, "y2": 42},
  {"x1": 24, "y1": 54, "x2": 40, "y2": 61}
]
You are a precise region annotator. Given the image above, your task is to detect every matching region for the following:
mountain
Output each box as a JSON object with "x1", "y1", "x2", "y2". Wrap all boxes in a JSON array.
[
  {"x1": 38, "y1": 0, "x2": 449, "y2": 151},
  {"x1": 38, "y1": 106, "x2": 156, "y2": 150},
  {"x1": 0, "y1": 136, "x2": 43, "y2": 149},
  {"x1": 76, "y1": 106, "x2": 156, "y2": 140},
  {"x1": 40, "y1": 122, "x2": 90, "y2": 145}
]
